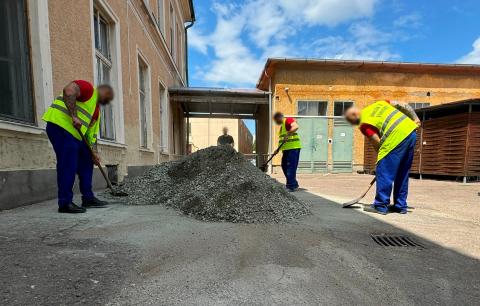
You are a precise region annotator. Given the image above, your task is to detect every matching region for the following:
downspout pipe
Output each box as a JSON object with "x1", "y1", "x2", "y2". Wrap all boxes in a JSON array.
[
  {"x1": 184, "y1": 0, "x2": 195, "y2": 86},
  {"x1": 265, "y1": 70, "x2": 273, "y2": 174}
]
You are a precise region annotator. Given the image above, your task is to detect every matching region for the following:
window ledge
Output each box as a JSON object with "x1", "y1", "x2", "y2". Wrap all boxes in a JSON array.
[
  {"x1": 0, "y1": 120, "x2": 44, "y2": 135},
  {"x1": 139, "y1": 147, "x2": 155, "y2": 153},
  {"x1": 98, "y1": 139, "x2": 127, "y2": 149}
]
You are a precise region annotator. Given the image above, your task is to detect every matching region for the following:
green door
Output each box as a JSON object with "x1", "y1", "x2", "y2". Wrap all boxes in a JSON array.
[
  {"x1": 296, "y1": 118, "x2": 328, "y2": 173},
  {"x1": 332, "y1": 119, "x2": 353, "y2": 173}
]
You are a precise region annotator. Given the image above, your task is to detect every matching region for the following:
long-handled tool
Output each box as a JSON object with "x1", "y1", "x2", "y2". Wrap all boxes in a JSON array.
[
  {"x1": 342, "y1": 177, "x2": 376, "y2": 208},
  {"x1": 260, "y1": 140, "x2": 286, "y2": 172},
  {"x1": 76, "y1": 128, "x2": 128, "y2": 197}
]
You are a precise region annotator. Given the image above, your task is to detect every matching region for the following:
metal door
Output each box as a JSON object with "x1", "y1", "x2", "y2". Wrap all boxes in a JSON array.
[
  {"x1": 332, "y1": 119, "x2": 353, "y2": 172},
  {"x1": 296, "y1": 118, "x2": 328, "y2": 173}
]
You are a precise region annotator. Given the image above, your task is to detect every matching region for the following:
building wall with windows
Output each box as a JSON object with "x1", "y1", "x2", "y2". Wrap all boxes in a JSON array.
[
  {"x1": 0, "y1": 0, "x2": 194, "y2": 209},
  {"x1": 257, "y1": 59, "x2": 480, "y2": 169}
]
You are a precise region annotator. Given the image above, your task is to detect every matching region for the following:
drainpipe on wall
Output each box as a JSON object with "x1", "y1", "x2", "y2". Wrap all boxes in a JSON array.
[
  {"x1": 266, "y1": 71, "x2": 273, "y2": 174},
  {"x1": 184, "y1": 0, "x2": 196, "y2": 87},
  {"x1": 184, "y1": 21, "x2": 194, "y2": 86}
]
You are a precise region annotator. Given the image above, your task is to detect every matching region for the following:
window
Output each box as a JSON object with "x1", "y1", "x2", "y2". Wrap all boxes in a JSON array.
[
  {"x1": 157, "y1": 0, "x2": 165, "y2": 35},
  {"x1": 177, "y1": 23, "x2": 182, "y2": 67},
  {"x1": 94, "y1": 8, "x2": 115, "y2": 140},
  {"x1": 138, "y1": 57, "x2": 149, "y2": 148},
  {"x1": 297, "y1": 101, "x2": 328, "y2": 116},
  {"x1": 159, "y1": 83, "x2": 168, "y2": 152},
  {"x1": 334, "y1": 101, "x2": 354, "y2": 116},
  {"x1": 169, "y1": 3, "x2": 176, "y2": 61},
  {"x1": 409, "y1": 102, "x2": 430, "y2": 109},
  {"x1": 0, "y1": 0, "x2": 34, "y2": 123}
]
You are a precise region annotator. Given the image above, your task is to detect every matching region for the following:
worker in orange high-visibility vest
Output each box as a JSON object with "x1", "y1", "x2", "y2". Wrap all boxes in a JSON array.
[
  {"x1": 43, "y1": 81, "x2": 114, "y2": 214},
  {"x1": 345, "y1": 100, "x2": 421, "y2": 215}
]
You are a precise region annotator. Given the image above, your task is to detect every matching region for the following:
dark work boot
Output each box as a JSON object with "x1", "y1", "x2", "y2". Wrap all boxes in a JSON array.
[
  {"x1": 82, "y1": 197, "x2": 109, "y2": 208},
  {"x1": 363, "y1": 205, "x2": 388, "y2": 215},
  {"x1": 58, "y1": 203, "x2": 87, "y2": 214},
  {"x1": 388, "y1": 205, "x2": 408, "y2": 214}
]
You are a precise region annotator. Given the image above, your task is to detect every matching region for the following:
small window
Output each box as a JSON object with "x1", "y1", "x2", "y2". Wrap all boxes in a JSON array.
[
  {"x1": 138, "y1": 57, "x2": 149, "y2": 148},
  {"x1": 169, "y1": 3, "x2": 176, "y2": 61},
  {"x1": 297, "y1": 101, "x2": 328, "y2": 116},
  {"x1": 159, "y1": 83, "x2": 168, "y2": 152},
  {"x1": 0, "y1": 0, "x2": 34, "y2": 123},
  {"x1": 408, "y1": 102, "x2": 430, "y2": 110},
  {"x1": 334, "y1": 101, "x2": 354, "y2": 116},
  {"x1": 94, "y1": 7, "x2": 115, "y2": 140},
  {"x1": 157, "y1": 0, "x2": 165, "y2": 35}
]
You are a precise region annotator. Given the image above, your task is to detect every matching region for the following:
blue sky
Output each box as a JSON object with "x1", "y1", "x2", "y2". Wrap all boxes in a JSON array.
[{"x1": 187, "y1": 0, "x2": 480, "y2": 134}]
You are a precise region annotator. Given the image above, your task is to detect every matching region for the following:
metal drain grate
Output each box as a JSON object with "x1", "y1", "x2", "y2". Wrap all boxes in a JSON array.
[{"x1": 371, "y1": 234, "x2": 425, "y2": 248}]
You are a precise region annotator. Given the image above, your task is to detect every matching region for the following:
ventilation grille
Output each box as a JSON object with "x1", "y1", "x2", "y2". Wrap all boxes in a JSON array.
[{"x1": 371, "y1": 234, "x2": 425, "y2": 248}]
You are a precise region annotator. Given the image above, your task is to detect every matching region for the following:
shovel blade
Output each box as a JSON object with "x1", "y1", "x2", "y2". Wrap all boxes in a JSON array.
[
  {"x1": 342, "y1": 198, "x2": 361, "y2": 208},
  {"x1": 110, "y1": 189, "x2": 129, "y2": 197}
]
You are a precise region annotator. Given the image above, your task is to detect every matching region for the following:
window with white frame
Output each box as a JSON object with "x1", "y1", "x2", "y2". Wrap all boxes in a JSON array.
[
  {"x1": 138, "y1": 57, "x2": 150, "y2": 148},
  {"x1": 169, "y1": 3, "x2": 176, "y2": 61},
  {"x1": 297, "y1": 101, "x2": 328, "y2": 116},
  {"x1": 157, "y1": 0, "x2": 165, "y2": 36},
  {"x1": 0, "y1": 0, "x2": 34, "y2": 124},
  {"x1": 159, "y1": 83, "x2": 168, "y2": 152},
  {"x1": 177, "y1": 23, "x2": 182, "y2": 68},
  {"x1": 94, "y1": 7, "x2": 115, "y2": 140}
]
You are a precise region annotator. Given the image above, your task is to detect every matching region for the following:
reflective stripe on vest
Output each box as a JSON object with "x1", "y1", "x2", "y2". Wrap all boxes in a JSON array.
[
  {"x1": 49, "y1": 104, "x2": 90, "y2": 128},
  {"x1": 360, "y1": 101, "x2": 417, "y2": 162},
  {"x1": 42, "y1": 89, "x2": 99, "y2": 144},
  {"x1": 55, "y1": 96, "x2": 93, "y2": 120},
  {"x1": 379, "y1": 114, "x2": 407, "y2": 147}
]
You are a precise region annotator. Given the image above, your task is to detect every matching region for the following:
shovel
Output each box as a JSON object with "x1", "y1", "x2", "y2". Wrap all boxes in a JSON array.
[
  {"x1": 259, "y1": 140, "x2": 286, "y2": 172},
  {"x1": 342, "y1": 177, "x2": 376, "y2": 208},
  {"x1": 76, "y1": 128, "x2": 128, "y2": 197}
]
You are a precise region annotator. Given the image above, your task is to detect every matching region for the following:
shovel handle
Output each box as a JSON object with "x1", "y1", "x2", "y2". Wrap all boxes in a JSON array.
[
  {"x1": 75, "y1": 128, "x2": 115, "y2": 192},
  {"x1": 260, "y1": 140, "x2": 287, "y2": 170}
]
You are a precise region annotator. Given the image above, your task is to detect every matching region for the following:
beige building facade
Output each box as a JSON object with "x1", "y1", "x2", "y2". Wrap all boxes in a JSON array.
[
  {"x1": 188, "y1": 118, "x2": 254, "y2": 154},
  {"x1": 0, "y1": 0, "x2": 194, "y2": 209},
  {"x1": 257, "y1": 59, "x2": 480, "y2": 172}
]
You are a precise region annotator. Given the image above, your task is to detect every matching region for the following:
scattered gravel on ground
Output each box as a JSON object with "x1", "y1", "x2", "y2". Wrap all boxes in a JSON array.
[{"x1": 114, "y1": 146, "x2": 310, "y2": 223}]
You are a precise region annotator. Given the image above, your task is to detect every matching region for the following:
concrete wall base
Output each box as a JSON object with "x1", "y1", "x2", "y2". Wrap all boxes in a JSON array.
[{"x1": 0, "y1": 168, "x2": 107, "y2": 211}]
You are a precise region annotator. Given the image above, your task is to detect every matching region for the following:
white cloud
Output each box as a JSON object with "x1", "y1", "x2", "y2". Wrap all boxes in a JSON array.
[
  {"x1": 189, "y1": 0, "x2": 391, "y2": 87},
  {"x1": 188, "y1": 28, "x2": 209, "y2": 55},
  {"x1": 393, "y1": 13, "x2": 422, "y2": 28},
  {"x1": 310, "y1": 23, "x2": 399, "y2": 61},
  {"x1": 457, "y1": 37, "x2": 480, "y2": 64}
]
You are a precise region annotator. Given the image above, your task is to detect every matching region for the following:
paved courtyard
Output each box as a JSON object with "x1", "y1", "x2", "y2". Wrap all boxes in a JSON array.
[{"x1": 1, "y1": 174, "x2": 479, "y2": 305}]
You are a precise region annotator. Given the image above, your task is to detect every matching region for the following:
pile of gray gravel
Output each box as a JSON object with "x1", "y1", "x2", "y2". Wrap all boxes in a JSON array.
[{"x1": 115, "y1": 146, "x2": 310, "y2": 223}]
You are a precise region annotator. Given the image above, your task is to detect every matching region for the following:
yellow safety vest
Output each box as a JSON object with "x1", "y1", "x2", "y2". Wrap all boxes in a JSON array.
[
  {"x1": 360, "y1": 100, "x2": 417, "y2": 162},
  {"x1": 42, "y1": 90, "x2": 100, "y2": 146},
  {"x1": 278, "y1": 119, "x2": 302, "y2": 151}
]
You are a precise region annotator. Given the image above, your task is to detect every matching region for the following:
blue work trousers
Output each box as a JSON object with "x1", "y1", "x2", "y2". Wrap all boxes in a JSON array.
[
  {"x1": 374, "y1": 132, "x2": 417, "y2": 213},
  {"x1": 46, "y1": 122, "x2": 94, "y2": 207},
  {"x1": 281, "y1": 149, "x2": 301, "y2": 190}
]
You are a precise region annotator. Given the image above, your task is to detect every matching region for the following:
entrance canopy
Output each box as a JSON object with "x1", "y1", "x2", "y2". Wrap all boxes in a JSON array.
[{"x1": 169, "y1": 87, "x2": 269, "y2": 119}]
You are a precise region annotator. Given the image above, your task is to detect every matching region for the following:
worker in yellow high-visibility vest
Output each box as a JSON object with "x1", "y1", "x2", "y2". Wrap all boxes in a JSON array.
[
  {"x1": 273, "y1": 112, "x2": 302, "y2": 192},
  {"x1": 42, "y1": 80, "x2": 114, "y2": 214},
  {"x1": 345, "y1": 100, "x2": 421, "y2": 215}
]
